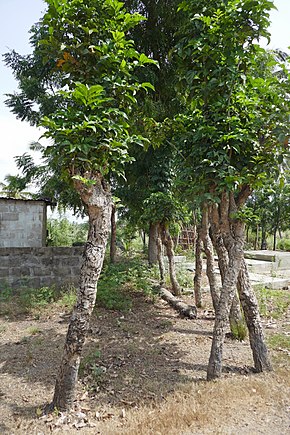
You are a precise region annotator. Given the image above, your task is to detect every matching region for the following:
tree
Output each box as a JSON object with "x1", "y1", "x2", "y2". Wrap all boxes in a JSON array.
[
  {"x1": 142, "y1": 191, "x2": 190, "y2": 295},
  {"x1": 6, "y1": 0, "x2": 155, "y2": 411},
  {"x1": 0, "y1": 174, "x2": 33, "y2": 199},
  {"x1": 246, "y1": 172, "x2": 290, "y2": 250},
  {"x1": 47, "y1": 216, "x2": 88, "y2": 246},
  {"x1": 114, "y1": 0, "x2": 185, "y2": 265},
  {"x1": 175, "y1": 0, "x2": 289, "y2": 379}
]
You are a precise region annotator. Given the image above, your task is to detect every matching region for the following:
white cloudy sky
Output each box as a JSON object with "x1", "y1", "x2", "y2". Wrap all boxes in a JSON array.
[{"x1": 0, "y1": 0, "x2": 289, "y2": 184}]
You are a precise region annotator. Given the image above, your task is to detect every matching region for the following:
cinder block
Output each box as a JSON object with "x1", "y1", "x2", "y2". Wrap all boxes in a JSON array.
[{"x1": 2, "y1": 212, "x2": 19, "y2": 221}]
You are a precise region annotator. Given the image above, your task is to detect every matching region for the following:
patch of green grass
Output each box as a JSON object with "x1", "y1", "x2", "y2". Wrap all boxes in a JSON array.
[
  {"x1": 0, "y1": 284, "x2": 77, "y2": 317},
  {"x1": 96, "y1": 258, "x2": 157, "y2": 311},
  {"x1": 0, "y1": 284, "x2": 13, "y2": 302},
  {"x1": 57, "y1": 286, "x2": 77, "y2": 309},
  {"x1": 19, "y1": 286, "x2": 56, "y2": 309},
  {"x1": 26, "y1": 326, "x2": 42, "y2": 335},
  {"x1": 256, "y1": 287, "x2": 290, "y2": 319},
  {"x1": 276, "y1": 238, "x2": 290, "y2": 251},
  {"x1": 176, "y1": 267, "x2": 194, "y2": 289},
  {"x1": 79, "y1": 349, "x2": 101, "y2": 376},
  {"x1": 267, "y1": 333, "x2": 290, "y2": 350},
  {"x1": 230, "y1": 320, "x2": 248, "y2": 341}
]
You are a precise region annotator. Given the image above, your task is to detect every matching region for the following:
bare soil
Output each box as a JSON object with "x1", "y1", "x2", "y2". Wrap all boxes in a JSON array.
[{"x1": 0, "y1": 287, "x2": 289, "y2": 434}]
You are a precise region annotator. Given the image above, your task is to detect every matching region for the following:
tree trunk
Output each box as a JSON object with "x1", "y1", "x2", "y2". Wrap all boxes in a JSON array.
[
  {"x1": 161, "y1": 224, "x2": 181, "y2": 296},
  {"x1": 260, "y1": 226, "x2": 267, "y2": 250},
  {"x1": 273, "y1": 227, "x2": 277, "y2": 251},
  {"x1": 237, "y1": 258, "x2": 272, "y2": 372},
  {"x1": 246, "y1": 225, "x2": 249, "y2": 244},
  {"x1": 210, "y1": 203, "x2": 245, "y2": 340},
  {"x1": 142, "y1": 230, "x2": 146, "y2": 252},
  {"x1": 148, "y1": 222, "x2": 158, "y2": 265},
  {"x1": 254, "y1": 224, "x2": 259, "y2": 250},
  {"x1": 194, "y1": 225, "x2": 203, "y2": 308},
  {"x1": 201, "y1": 205, "x2": 219, "y2": 311},
  {"x1": 110, "y1": 205, "x2": 117, "y2": 263},
  {"x1": 207, "y1": 192, "x2": 245, "y2": 380},
  {"x1": 273, "y1": 204, "x2": 281, "y2": 251},
  {"x1": 209, "y1": 205, "x2": 228, "y2": 283},
  {"x1": 50, "y1": 175, "x2": 112, "y2": 411},
  {"x1": 157, "y1": 231, "x2": 166, "y2": 286}
]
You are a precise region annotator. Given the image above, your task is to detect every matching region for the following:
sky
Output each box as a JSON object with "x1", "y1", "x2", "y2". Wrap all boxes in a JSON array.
[{"x1": 0, "y1": 0, "x2": 290, "y2": 185}]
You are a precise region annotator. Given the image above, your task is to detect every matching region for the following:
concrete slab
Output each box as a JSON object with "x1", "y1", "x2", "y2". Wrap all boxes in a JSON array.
[
  {"x1": 174, "y1": 254, "x2": 290, "y2": 290},
  {"x1": 246, "y1": 259, "x2": 274, "y2": 274},
  {"x1": 244, "y1": 250, "x2": 290, "y2": 271},
  {"x1": 249, "y1": 273, "x2": 290, "y2": 290}
]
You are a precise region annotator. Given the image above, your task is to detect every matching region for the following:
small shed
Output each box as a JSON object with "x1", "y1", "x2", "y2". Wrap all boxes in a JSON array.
[{"x1": 0, "y1": 197, "x2": 49, "y2": 248}]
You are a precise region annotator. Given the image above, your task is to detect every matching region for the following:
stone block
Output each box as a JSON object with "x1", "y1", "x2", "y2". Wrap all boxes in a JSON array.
[
  {"x1": 0, "y1": 257, "x2": 10, "y2": 267},
  {"x1": 31, "y1": 267, "x2": 51, "y2": 277},
  {"x1": 57, "y1": 257, "x2": 81, "y2": 267},
  {"x1": 1, "y1": 212, "x2": 19, "y2": 221},
  {"x1": 0, "y1": 268, "x2": 9, "y2": 278},
  {"x1": 39, "y1": 276, "x2": 55, "y2": 287}
]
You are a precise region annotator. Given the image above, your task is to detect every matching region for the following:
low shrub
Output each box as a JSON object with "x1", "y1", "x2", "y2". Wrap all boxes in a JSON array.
[{"x1": 276, "y1": 238, "x2": 290, "y2": 251}]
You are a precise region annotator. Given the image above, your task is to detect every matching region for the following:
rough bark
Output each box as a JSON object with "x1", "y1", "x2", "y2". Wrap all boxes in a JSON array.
[
  {"x1": 141, "y1": 230, "x2": 146, "y2": 252},
  {"x1": 161, "y1": 224, "x2": 181, "y2": 296},
  {"x1": 148, "y1": 222, "x2": 158, "y2": 265},
  {"x1": 273, "y1": 204, "x2": 281, "y2": 251},
  {"x1": 200, "y1": 205, "x2": 219, "y2": 311},
  {"x1": 237, "y1": 258, "x2": 272, "y2": 372},
  {"x1": 110, "y1": 205, "x2": 117, "y2": 263},
  {"x1": 210, "y1": 203, "x2": 246, "y2": 339},
  {"x1": 209, "y1": 204, "x2": 228, "y2": 282},
  {"x1": 160, "y1": 287, "x2": 197, "y2": 319},
  {"x1": 157, "y1": 232, "x2": 166, "y2": 286},
  {"x1": 260, "y1": 226, "x2": 267, "y2": 250},
  {"x1": 194, "y1": 225, "x2": 203, "y2": 308},
  {"x1": 207, "y1": 192, "x2": 245, "y2": 380},
  {"x1": 50, "y1": 174, "x2": 112, "y2": 411}
]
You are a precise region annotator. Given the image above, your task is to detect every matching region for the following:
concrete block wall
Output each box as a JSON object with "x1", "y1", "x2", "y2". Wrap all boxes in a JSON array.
[
  {"x1": 0, "y1": 198, "x2": 47, "y2": 248},
  {"x1": 0, "y1": 247, "x2": 84, "y2": 289}
]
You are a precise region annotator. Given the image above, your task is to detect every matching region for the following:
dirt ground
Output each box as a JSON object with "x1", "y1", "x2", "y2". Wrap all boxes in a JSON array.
[{"x1": 0, "y1": 287, "x2": 289, "y2": 434}]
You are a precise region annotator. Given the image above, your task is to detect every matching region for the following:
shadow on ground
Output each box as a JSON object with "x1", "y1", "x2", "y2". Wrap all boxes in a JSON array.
[{"x1": 0, "y1": 289, "x2": 254, "y2": 425}]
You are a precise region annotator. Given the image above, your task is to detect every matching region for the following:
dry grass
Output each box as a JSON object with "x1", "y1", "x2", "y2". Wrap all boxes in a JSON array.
[{"x1": 96, "y1": 370, "x2": 289, "y2": 435}]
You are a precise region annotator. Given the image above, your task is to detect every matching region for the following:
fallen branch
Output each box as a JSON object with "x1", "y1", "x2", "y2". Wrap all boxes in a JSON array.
[{"x1": 159, "y1": 287, "x2": 197, "y2": 319}]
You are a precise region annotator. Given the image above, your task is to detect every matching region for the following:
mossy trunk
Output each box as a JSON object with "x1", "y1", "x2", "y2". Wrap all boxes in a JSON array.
[{"x1": 50, "y1": 174, "x2": 111, "y2": 411}]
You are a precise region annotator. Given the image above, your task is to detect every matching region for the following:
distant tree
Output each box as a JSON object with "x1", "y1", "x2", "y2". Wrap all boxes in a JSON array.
[
  {"x1": 0, "y1": 175, "x2": 33, "y2": 199},
  {"x1": 246, "y1": 171, "x2": 290, "y2": 250},
  {"x1": 47, "y1": 216, "x2": 88, "y2": 246}
]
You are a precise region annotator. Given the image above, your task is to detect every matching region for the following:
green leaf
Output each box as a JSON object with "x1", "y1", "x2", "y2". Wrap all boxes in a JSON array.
[
  {"x1": 141, "y1": 82, "x2": 155, "y2": 92},
  {"x1": 138, "y1": 53, "x2": 158, "y2": 66}
]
